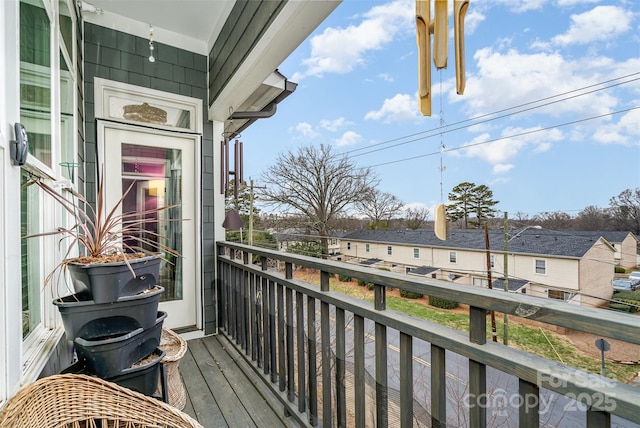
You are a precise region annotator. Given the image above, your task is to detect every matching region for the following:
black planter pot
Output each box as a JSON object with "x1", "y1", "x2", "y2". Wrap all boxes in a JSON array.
[
  {"x1": 67, "y1": 254, "x2": 162, "y2": 304},
  {"x1": 53, "y1": 286, "x2": 164, "y2": 339},
  {"x1": 62, "y1": 348, "x2": 166, "y2": 397},
  {"x1": 73, "y1": 311, "x2": 167, "y2": 378}
]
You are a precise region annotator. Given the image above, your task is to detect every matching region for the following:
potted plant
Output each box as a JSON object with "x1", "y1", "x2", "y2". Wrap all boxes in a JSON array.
[{"x1": 23, "y1": 174, "x2": 184, "y2": 396}]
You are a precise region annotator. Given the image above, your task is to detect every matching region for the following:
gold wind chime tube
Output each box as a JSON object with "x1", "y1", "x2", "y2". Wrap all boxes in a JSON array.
[{"x1": 416, "y1": 0, "x2": 469, "y2": 116}]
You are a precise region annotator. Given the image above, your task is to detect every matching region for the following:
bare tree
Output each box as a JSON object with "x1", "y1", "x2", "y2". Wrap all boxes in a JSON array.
[
  {"x1": 574, "y1": 205, "x2": 613, "y2": 231},
  {"x1": 404, "y1": 206, "x2": 430, "y2": 230},
  {"x1": 259, "y1": 144, "x2": 377, "y2": 256},
  {"x1": 533, "y1": 211, "x2": 574, "y2": 230},
  {"x1": 356, "y1": 189, "x2": 404, "y2": 230},
  {"x1": 609, "y1": 188, "x2": 640, "y2": 234}
]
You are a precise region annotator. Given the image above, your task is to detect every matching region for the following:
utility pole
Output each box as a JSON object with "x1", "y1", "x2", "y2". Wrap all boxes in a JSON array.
[
  {"x1": 246, "y1": 179, "x2": 266, "y2": 246},
  {"x1": 503, "y1": 211, "x2": 509, "y2": 345},
  {"x1": 484, "y1": 222, "x2": 497, "y2": 342}
]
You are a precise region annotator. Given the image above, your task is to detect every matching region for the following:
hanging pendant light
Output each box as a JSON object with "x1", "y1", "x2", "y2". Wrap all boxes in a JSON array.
[{"x1": 148, "y1": 25, "x2": 155, "y2": 63}]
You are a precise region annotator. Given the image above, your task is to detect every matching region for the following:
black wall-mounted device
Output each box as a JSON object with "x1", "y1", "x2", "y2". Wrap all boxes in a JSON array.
[{"x1": 10, "y1": 122, "x2": 28, "y2": 166}]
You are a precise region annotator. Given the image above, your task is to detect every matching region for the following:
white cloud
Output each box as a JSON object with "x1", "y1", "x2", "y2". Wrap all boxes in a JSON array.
[
  {"x1": 550, "y1": 6, "x2": 632, "y2": 46},
  {"x1": 463, "y1": 47, "x2": 620, "y2": 118},
  {"x1": 292, "y1": 0, "x2": 413, "y2": 80},
  {"x1": 290, "y1": 122, "x2": 319, "y2": 139},
  {"x1": 591, "y1": 108, "x2": 640, "y2": 145},
  {"x1": 334, "y1": 131, "x2": 363, "y2": 147},
  {"x1": 378, "y1": 73, "x2": 394, "y2": 83},
  {"x1": 319, "y1": 117, "x2": 353, "y2": 132},
  {"x1": 493, "y1": 164, "x2": 514, "y2": 174},
  {"x1": 459, "y1": 127, "x2": 563, "y2": 166},
  {"x1": 364, "y1": 93, "x2": 420, "y2": 123}
]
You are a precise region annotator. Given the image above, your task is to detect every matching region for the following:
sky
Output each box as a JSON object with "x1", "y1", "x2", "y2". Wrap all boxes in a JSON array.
[{"x1": 241, "y1": 0, "x2": 640, "y2": 220}]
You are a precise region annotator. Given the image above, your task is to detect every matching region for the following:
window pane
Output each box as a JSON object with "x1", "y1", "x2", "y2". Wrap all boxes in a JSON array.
[
  {"x1": 20, "y1": 0, "x2": 52, "y2": 167},
  {"x1": 60, "y1": 50, "x2": 75, "y2": 181},
  {"x1": 58, "y1": 0, "x2": 73, "y2": 59},
  {"x1": 21, "y1": 172, "x2": 41, "y2": 338}
]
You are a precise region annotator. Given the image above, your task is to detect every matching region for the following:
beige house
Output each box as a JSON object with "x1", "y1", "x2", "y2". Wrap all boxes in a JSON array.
[{"x1": 341, "y1": 229, "x2": 618, "y2": 308}]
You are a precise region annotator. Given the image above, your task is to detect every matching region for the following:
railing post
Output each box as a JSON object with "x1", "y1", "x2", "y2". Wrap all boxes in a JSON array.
[{"x1": 296, "y1": 291, "x2": 306, "y2": 414}]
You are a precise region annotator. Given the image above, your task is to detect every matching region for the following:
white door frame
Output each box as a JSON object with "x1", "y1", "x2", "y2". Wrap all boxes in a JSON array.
[{"x1": 97, "y1": 120, "x2": 202, "y2": 331}]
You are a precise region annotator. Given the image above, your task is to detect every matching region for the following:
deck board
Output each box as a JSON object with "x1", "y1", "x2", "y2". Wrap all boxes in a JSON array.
[{"x1": 181, "y1": 334, "x2": 303, "y2": 428}]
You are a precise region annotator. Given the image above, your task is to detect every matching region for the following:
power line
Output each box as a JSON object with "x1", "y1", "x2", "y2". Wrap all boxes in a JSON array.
[
  {"x1": 368, "y1": 106, "x2": 639, "y2": 168},
  {"x1": 344, "y1": 72, "x2": 639, "y2": 159}
]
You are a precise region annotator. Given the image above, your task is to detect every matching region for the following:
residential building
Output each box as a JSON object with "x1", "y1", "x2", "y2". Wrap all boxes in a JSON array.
[{"x1": 341, "y1": 228, "x2": 618, "y2": 308}]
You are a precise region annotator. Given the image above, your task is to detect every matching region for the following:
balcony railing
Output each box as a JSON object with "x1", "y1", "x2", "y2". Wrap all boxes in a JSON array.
[{"x1": 216, "y1": 241, "x2": 639, "y2": 428}]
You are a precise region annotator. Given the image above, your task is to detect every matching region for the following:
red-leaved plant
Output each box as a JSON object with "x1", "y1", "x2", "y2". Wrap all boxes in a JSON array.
[{"x1": 23, "y1": 175, "x2": 183, "y2": 286}]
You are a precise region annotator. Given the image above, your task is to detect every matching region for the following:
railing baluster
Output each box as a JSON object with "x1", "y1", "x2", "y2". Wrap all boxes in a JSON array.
[
  {"x1": 277, "y1": 282, "x2": 286, "y2": 392},
  {"x1": 587, "y1": 407, "x2": 611, "y2": 428},
  {"x1": 354, "y1": 315, "x2": 365, "y2": 428},
  {"x1": 376, "y1": 320, "x2": 388, "y2": 428},
  {"x1": 321, "y1": 299, "x2": 332, "y2": 426},
  {"x1": 243, "y1": 251, "x2": 250, "y2": 355},
  {"x1": 296, "y1": 291, "x2": 306, "y2": 413},
  {"x1": 286, "y1": 286, "x2": 295, "y2": 403},
  {"x1": 431, "y1": 344, "x2": 446, "y2": 428},
  {"x1": 260, "y1": 257, "x2": 269, "y2": 374},
  {"x1": 519, "y1": 379, "x2": 539, "y2": 428},
  {"x1": 469, "y1": 306, "x2": 487, "y2": 428},
  {"x1": 308, "y1": 296, "x2": 318, "y2": 426},
  {"x1": 269, "y1": 279, "x2": 277, "y2": 383},
  {"x1": 400, "y1": 332, "x2": 413, "y2": 428},
  {"x1": 336, "y1": 308, "x2": 346, "y2": 427},
  {"x1": 230, "y1": 263, "x2": 237, "y2": 340},
  {"x1": 249, "y1": 269, "x2": 257, "y2": 361}
]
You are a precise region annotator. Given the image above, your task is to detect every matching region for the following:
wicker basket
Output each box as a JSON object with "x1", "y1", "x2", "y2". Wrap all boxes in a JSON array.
[
  {"x1": 156, "y1": 327, "x2": 188, "y2": 409},
  {"x1": 0, "y1": 373, "x2": 202, "y2": 428}
]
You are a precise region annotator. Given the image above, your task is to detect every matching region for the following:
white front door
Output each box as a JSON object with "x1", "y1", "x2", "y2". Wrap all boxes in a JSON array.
[{"x1": 99, "y1": 121, "x2": 200, "y2": 330}]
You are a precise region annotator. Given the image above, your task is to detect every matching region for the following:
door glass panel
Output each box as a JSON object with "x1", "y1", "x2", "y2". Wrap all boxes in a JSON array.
[{"x1": 121, "y1": 144, "x2": 183, "y2": 302}]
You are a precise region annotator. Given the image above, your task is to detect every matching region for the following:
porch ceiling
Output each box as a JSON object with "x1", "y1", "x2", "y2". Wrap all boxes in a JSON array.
[{"x1": 84, "y1": 0, "x2": 232, "y2": 48}]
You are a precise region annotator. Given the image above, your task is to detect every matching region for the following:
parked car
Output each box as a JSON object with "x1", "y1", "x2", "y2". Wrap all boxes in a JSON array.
[
  {"x1": 629, "y1": 271, "x2": 640, "y2": 281},
  {"x1": 613, "y1": 278, "x2": 640, "y2": 292}
]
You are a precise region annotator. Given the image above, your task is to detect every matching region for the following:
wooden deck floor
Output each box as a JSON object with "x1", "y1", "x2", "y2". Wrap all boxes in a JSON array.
[{"x1": 180, "y1": 334, "x2": 303, "y2": 428}]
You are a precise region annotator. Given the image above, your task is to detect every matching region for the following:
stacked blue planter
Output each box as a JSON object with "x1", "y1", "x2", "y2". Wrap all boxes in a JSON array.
[{"x1": 56, "y1": 255, "x2": 167, "y2": 398}]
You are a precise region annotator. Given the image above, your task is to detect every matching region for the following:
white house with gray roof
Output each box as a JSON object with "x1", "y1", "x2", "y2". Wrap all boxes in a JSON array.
[{"x1": 340, "y1": 229, "x2": 619, "y2": 308}]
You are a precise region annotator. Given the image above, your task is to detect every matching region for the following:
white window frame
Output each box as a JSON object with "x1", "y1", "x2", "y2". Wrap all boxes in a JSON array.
[
  {"x1": 387, "y1": 246, "x2": 392, "y2": 256},
  {"x1": 15, "y1": 0, "x2": 78, "y2": 387},
  {"x1": 413, "y1": 248, "x2": 419, "y2": 258},
  {"x1": 535, "y1": 259, "x2": 547, "y2": 275},
  {"x1": 365, "y1": 243, "x2": 370, "y2": 253},
  {"x1": 449, "y1": 251, "x2": 457, "y2": 263}
]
